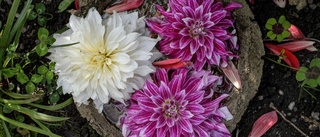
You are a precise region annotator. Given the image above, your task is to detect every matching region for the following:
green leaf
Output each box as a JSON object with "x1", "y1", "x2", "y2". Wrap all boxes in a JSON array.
[
  {"x1": 16, "y1": 72, "x2": 29, "y2": 84},
  {"x1": 9, "y1": 83, "x2": 15, "y2": 90},
  {"x1": 265, "y1": 23, "x2": 273, "y2": 30},
  {"x1": 306, "y1": 79, "x2": 318, "y2": 88},
  {"x1": 37, "y1": 65, "x2": 48, "y2": 75},
  {"x1": 2, "y1": 68, "x2": 19, "y2": 78},
  {"x1": 267, "y1": 18, "x2": 277, "y2": 25},
  {"x1": 281, "y1": 30, "x2": 291, "y2": 39},
  {"x1": 31, "y1": 74, "x2": 43, "y2": 84},
  {"x1": 46, "y1": 36, "x2": 56, "y2": 45},
  {"x1": 27, "y1": 11, "x2": 37, "y2": 20},
  {"x1": 2, "y1": 106, "x2": 13, "y2": 114},
  {"x1": 37, "y1": 16, "x2": 47, "y2": 26},
  {"x1": 36, "y1": 42, "x2": 48, "y2": 56},
  {"x1": 49, "y1": 92, "x2": 60, "y2": 104},
  {"x1": 278, "y1": 15, "x2": 286, "y2": 24},
  {"x1": 277, "y1": 34, "x2": 284, "y2": 42},
  {"x1": 38, "y1": 27, "x2": 49, "y2": 42},
  {"x1": 16, "y1": 115, "x2": 25, "y2": 123},
  {"x1": 35, "y1": 3, "x2": 45, "y2": 14},
  {"x1": 25, "y1": 82, "x2": 35, "y2": 94},
  {"x1": 6, "y1": 104, "x2": 69, "y2": 122},
  {"x1": 310, "y1": 58, "x2": 320, "y2": 68},
  {"x1": 29, "y1": 97, "x2": 73, "y2": 111},
  {"x1": 296, "y1": 67, "x2": 308, "y2": 81},
  {"x1": 1, "y1": 89, "x2": 43, "y2": 99},
  {"x1": 282, "y1": 21, "x2": 291, "y2": 29},
  {"x1": 0, "y1": 0, "x2": 20, "y2": 48},
  {"x1": 49, "y1": 62, "x2": 55, "y2": 70},
  {"x1": 267, "y1": 31, "x2": 276, "y2": 40},
  {"x1": 58, "y1": 0, "x2": 74, "y2": 12},
  {"x1": 45, "y1": 71, "x2": 54, "y2": 80},
  {"x1": 0, "y1": 113, "x2": 61, "y2": 137},
  {"x1": 317, "y1": 76, "x2": 320, "y2": 85}
]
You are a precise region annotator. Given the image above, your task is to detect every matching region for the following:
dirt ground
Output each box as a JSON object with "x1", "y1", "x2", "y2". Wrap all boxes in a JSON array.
[{"x1": 235, "y1": 0, "x2": 320, "y2": 136}]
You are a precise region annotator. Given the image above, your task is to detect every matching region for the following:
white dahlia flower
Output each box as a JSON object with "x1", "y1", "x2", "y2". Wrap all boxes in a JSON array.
[{"x1": 48, "y1": 8, "x2": 159, "y2": 112}]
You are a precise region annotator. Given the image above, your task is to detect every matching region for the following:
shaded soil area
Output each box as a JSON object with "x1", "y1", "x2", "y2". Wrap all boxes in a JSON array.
[{"x1": 235, "y1": 0, "x2": 320, "y2": 136}]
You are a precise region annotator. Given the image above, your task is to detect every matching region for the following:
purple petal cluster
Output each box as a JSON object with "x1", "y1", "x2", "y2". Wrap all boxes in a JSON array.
[
  {"x1": 121, "y1": 68, "x2": 232, "y2": 137},
  {"x1": 146, "y1": 0, "x2": 242, "y2": 71}
]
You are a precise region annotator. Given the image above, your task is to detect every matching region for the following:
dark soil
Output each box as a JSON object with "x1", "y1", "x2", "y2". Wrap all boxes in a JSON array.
[{"x1": 234, "y1": 0, "x2": 320, "y2": 136}]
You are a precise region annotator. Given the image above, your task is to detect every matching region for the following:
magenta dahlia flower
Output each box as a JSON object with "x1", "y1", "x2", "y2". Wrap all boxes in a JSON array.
[
  {"x1": 146, "y1": 0, "x2": 242, "y2": 71},
  {"x1": 121, "y1": 68, "x2": 233, "y2": 137}
]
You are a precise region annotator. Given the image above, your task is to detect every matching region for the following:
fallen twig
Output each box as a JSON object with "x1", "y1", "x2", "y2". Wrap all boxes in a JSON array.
[
  {"x1": 301, "y1": 115, "x2": 320, "y2": 128},
  {"x1": 269, "y1": 102, "x2": 309, "y2": 137}
]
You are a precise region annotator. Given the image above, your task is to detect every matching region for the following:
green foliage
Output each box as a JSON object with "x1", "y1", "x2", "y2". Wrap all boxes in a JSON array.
[
  {"x1": 0, "y1": 0, "x2": 71, "y2": 136},
  {"x1": 296, "y1": 58, "x2": 320, "y2": 88},
  {"x1": 28, "y1": 3, "x2": 52, "y2": 26},
  {"x1": 265, "y1": 15, "x2": 291, "y2": 42},
  {"x1": 36, "y1": 27, "x2": 50, "y2": 56},
  {"x1": 58, "y1": 0, "x2": 74, "y2": 12}
]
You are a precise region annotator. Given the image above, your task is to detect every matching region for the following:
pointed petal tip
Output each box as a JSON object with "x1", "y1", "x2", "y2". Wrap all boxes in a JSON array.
[
  {"x1": 104, "y1": 0, "x2": 144, "y2": 14},
  {"x1": 249, "y1": 111, "x2": 278, "y2": 137}
]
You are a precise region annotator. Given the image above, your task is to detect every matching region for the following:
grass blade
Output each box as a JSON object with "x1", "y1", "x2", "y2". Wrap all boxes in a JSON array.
[
  {"x1": 9, "y1": 0, "x2": 32, "y2": 43},
  {"x1": 31, "y1": 118, "x2": 51, "y2": 132},
  {"x1": 0, "y1": 96, "x2": 40, "y2": 104},
  {"x1": 0, "y1": 113, "x2": 61, "y2": 137},
  {"x1": 0, "y1": 0, "x2": 20, "y2": 48},
  {"x1": 1, "y1": 89, "x2": 43, "y2": 99},
  {"x1": 2, "y1": 120, "x2": 11, "y2": 137},
  {"x1": 29, "y1": 97, "x2": 73, "y2": 111},
  {"x1": 6, "y1": 104, "x2": 70, "y2": 122}
]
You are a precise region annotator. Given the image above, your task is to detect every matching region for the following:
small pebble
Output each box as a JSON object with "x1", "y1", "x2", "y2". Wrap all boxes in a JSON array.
[
  {"x1": 291, "y1": 118, "x2": 297, "y2": 122},
  {"x1": 307, "y1": 32, "x2": 314, "y2": 37},
  {"x1": 309, "y1": 125, "x2": 318, "y2": 130},
  {"x1": 258, "y1": 95, "x2": 264, "y2": 100},
  {"x1": 283, "y1": 71, "x2": 291, "y2": 79},
  {"x1": 311, "y1": 112, "x2": 320, "y2": 120},
  {"x1": 278, "y1": 90, "x2": 284, "y2": 95},
  {"x1": 270, "y1": 64, "x2": 274, "y2": 69},
  {"x1": 293, "y1": 107, "x2": 298, "y2": 112},
  {"x1": 288, "y1": 102, "x2": 295, "y2": 110},
  {"x1": 309, "y1": 4, "x2": 317, "y2": 10},
  {"x1": 308, "y1": 0, "x2": 313, "y2": 4},
  {"x1": 287, "y1": 112, "x2": 292, "y2": 116},
  {"x1": 317, "y1": 2, "x2": 320, "y2": 7}
]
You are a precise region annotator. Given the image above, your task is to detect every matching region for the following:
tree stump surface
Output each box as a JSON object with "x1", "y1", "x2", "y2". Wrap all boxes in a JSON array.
[{"x1": 75, "y1": 0, "x2": 264, "y2": 136}]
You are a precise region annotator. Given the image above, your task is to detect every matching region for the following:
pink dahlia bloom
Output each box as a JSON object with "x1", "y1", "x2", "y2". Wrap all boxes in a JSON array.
[
  {"x1": 121, "y1": 68, "x2": 232, "y2": 137},
  {"x1": 146, "y1": 0, "x2": 242, "y2": 71}
]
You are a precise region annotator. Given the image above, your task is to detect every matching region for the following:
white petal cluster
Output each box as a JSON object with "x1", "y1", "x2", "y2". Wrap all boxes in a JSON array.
[{"x1": 48, "y1": 8, "x2": 159, "y2": 112}]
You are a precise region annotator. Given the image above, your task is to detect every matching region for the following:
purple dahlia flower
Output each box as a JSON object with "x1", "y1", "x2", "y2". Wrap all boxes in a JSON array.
[
  {"x1": 121, "y1": 68, "x2": 232, "y2": 137},
  {"x1": 146, "y1": 0, "x2": 242, "y2": 71}
]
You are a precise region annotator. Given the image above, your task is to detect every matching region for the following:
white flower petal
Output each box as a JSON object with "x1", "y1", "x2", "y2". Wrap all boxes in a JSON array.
[{"x1": 48, "y1": 8, "x2": 158, "y2": 112}]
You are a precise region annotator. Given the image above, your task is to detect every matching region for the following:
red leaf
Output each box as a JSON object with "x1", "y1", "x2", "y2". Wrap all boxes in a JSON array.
[
  {"x1": 104, "y1": 0, "x2": 144, "y2": 14},
  {"x1": 249, "y1": 111, "x2": 278, "y2": 137},
  {"x1": 265, "y1": 43, "x2": 300, "y2": 69},
  {"x1": 288, "y1": 24, "x2": 306, "y2": 39},
  {"x1": 221, "y1": 59, "x2": 241, "y2": 89},
  {"x1": 152, "y1": 58, "x2": 182, "y2": 66},
  {"x1": 278, "y1": 41, "x2": 317, "y2": 52},
  {"x1": 74, "y1": 0, "x2": 79, "y2": 10},
  {"x1": 153, "y1": 58, "x2": 190, "y2": 69},
  {"x1": 250, "y1": 0, "x2": 254, "y2": 4}
]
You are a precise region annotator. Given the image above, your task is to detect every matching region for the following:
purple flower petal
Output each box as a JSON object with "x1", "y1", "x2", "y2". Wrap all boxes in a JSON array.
[
  {"x1": 186, "y1": 103, "x2": 205, "y2": 115},
  {"x1": 224, "y1": 2, "x2": 243, "y2": 11},
  {"x1": 178, "y1": 119, "x2": 193, "y2": 133}
]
